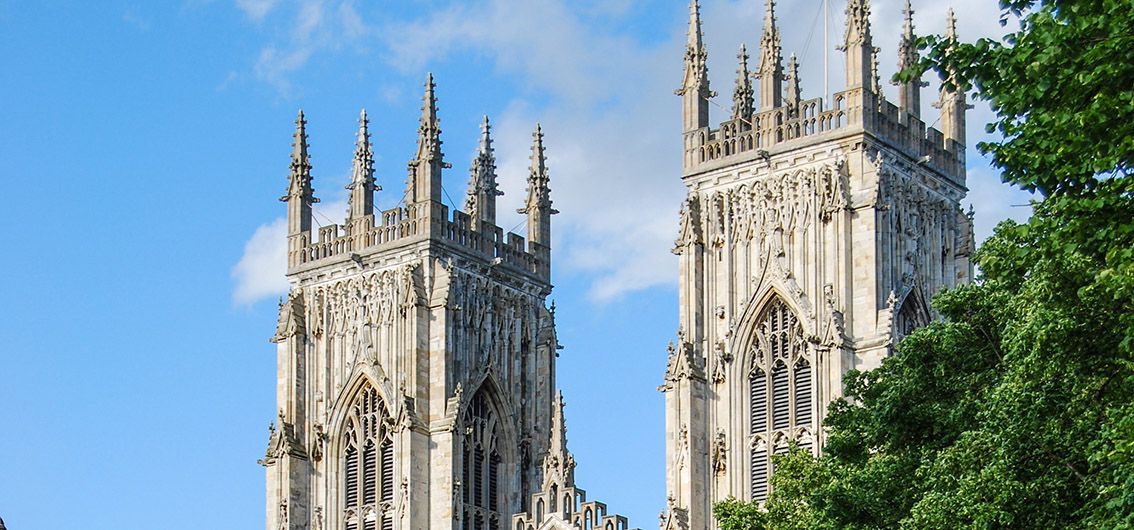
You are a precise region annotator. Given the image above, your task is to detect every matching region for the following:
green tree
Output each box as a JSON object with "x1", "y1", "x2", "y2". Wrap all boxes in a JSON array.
[{"x1": 714, "y1": 0, "x2": 1134, "y2": 527}]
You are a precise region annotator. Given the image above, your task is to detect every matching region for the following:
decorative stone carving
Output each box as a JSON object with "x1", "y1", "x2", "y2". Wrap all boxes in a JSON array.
[{"x1": 711, "y1": 430, "x2": 728, "y2": 475}]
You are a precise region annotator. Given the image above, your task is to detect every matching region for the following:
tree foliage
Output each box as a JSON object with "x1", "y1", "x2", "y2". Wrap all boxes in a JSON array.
[{"x1": 715, "y1": 0, "x2": 1134, "y2": 527}]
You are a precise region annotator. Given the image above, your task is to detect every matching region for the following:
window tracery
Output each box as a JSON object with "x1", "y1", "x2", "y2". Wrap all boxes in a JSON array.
[
  {"x1": 341, "y1": 384, "x2": 395, "y2": 530},
  {"x1": 462, "y1": 388, "x2": 504, "y2": 530},
  {"x1": 747, "y1": 296, "x2": 813, "y2": 502}
]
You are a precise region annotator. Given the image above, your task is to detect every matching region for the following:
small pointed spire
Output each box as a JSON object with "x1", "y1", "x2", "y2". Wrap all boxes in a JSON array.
[
  {"x1": 407, "y1": 73, "x2": 445, "y2": 205},
  {"x1": 896, "y1": 0, "x2": 924, "y2": 119},
  {"x1": 519, "y1": 124, "x2": 557, "y2": 277},
  {"x1": 347, "y1": 109, "x2": 377, "y2": 222},
  {"x1": 465, "y1": 115, "x2": 501, "y2": 227},
  {"x1": 542, "y1": 391, "x2": 576, "y2": 490},
  {"x1": 935, "y1": 8, "x2": 971, "y2": 151},
  {"x1": 282, "y1": 110, "x2": 318, "y2": 268},
  {"x1": 785, "y1": 53, "x2": 801, "y2": 113},
  {"x1": 282, "y1": 110, "x2": 317, "y2": 208},
  {"x1": 678, "y1": 0, "x2": 713, "y2": 132},
  {"x1": 757, "y1": 0, "x2": 784, "y2": 110},
  {"x1": 843, "y1": 0, "x2": 875, "y2": 89},
  {"x1": 733, "y1": 44, "x2": 754, "y2": 121},
  {"x1": 416, "y1": 73, "x2": 442, "y2": 161}
]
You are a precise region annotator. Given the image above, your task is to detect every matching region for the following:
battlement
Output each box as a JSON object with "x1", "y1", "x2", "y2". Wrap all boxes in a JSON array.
[
  {"x1": 289, "y1": 202, "x2": 547, "y2": 279},
  {"x1": 679, "y1": 0, "x2": 968, "y2": 185},
  {"x1": 281, "y1": 76, "x2": 556, "y2": 283},
  {"x1": 686, "y1": 88, "x2": 965, "y2": 183}
]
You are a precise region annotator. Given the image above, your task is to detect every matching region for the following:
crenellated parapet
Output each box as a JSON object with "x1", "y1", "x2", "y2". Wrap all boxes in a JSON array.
[
  {"x1": 281, "y1": 75, "x2": 555, "y2": 283},
  {"x1": 679, "y1": 0, "x2": 967, "y2": 184}
]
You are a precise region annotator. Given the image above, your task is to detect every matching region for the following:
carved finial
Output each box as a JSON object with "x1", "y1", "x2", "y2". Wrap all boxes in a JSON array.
[
  {"x1": 733, "y1": 44, "x2": 754, "y2": 121},
  {"x1": 756, "y1": 0, "x2": 783, "y2": 110},
  {"x1": 347, "y1": 109, "x2": 378, "y2": 221},
  {"x1": 946, "y1": 8, "x2": 957, "y2": 40},
  {"x1": 465, "y1": 115, "x2": 501, "y2": 227}
]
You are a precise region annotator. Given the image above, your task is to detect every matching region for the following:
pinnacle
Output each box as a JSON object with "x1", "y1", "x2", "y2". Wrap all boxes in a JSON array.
[
  {"x1": 687, "y1": 0, "x2": 703, "y2": 49},
  {"x1": 356, "y1": 108, "x2": 370, "y2": 146},
  {"x1": 946, "y1": 8, "x2": 957, "y2": 39},
  {"x1": 530, "y1": 123, "x2": 547, "y2": 176},
  {"x1": 479, "y1": 115, "x2": 493, "y2": 153}
]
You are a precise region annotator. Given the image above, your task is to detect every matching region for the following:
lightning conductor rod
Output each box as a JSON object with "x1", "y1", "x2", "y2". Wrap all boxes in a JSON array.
[{"x1": 823, "y1": 0, "x2": 829, "y2": 102}]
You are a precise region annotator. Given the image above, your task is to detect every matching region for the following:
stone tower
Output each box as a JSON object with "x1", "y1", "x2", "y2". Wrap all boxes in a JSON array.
[
  {"x1": 661, "y1": 1, "x2": 975, "y2": 528},
  {"x1": 262, "y1": 75, "x2": 562, "y2": 530}
]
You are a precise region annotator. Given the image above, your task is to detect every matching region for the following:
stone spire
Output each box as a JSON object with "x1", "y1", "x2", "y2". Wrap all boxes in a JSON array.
[
  {"x1": 843, "y1": 0, "x2": 875, "y2": 90},
  {"x1": 677, "y1": 0, "x2": 713, "y2": 132},
  {"x1": 785, "y1": 53, "x2": 802, "y2": 114},
  {"x1": 519, "y1": 124, "x2": 557, "y2": 276},
  {"x1": 282, "y1": 110, "x2": 318, "y2": 268},
  {"x1": 406, "y1": 73, "x2": 445, "y2": 205},
  {"x1": 756, "y1": 0, "x2": 784, "y2": 110},
  {"x1": 895, "y1": 0, "x2": 925, "y2": 119},
  {"x1": 542, "y1": 391, "x2": 576, "y2": 490},
  {"x1": 935, "y1": 9, "x2": 971, "y2": 150},
  {"x1": 347, "y1": 109, "x2": 378, "y2": 222},
  {"x1": 732, "y1": 44, "x2": 754, "y2": 121},
  {"x1": 465, "y1": 115, "x2": 502, "y2": 228}
]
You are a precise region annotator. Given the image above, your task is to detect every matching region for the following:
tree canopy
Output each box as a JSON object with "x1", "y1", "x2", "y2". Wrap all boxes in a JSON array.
[{"x1": 715, "y1": 0, "x2": 1134, "y2": 527}]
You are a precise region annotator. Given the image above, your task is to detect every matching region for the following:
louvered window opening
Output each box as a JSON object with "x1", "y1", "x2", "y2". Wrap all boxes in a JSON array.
[
  {"x1": 341, "y1": 385, "x2": 395, "y2": 530},
  {"x1": 747, "y1": 297, "x2": 814, "y2": 502},
  {"x1": 463, "y1": 389, "x2": 504, "y2": 530}
]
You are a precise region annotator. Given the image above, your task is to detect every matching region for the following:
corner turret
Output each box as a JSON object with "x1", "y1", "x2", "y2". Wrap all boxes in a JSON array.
[
  {"x1": 346, "y1": 109, "x2": 378, "y2": 228},
  {"x1": 519, "y1": 124, "x2": 557, "y2": 280},
  {"x1": 895, "y1": 0, "x2": 926, "y2": 120},
  {"x1": 281, "y1": 110, "x2": 319, "y2": 269},
  {"x1": 935, "y1": 9, "x2": 971, "y2": 154},
  {"x1": 756, "y1": 0, "x2": 783, "y2": 111},
  {"x1": 406, "y1": 73, "x2": 445, "y2": 206},
  {"x1": 843, "y1": 0, "x2": 876, "y2": 91},
  {"x1": 677, "y1": 0, "x2": 713, "y2": 133},
  {"x1": 733, "y1": 44, "x2": 754, "y2": 121}
]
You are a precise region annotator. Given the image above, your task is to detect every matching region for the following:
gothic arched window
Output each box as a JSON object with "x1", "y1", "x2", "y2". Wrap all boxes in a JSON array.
[
  {"x1": 895, "y1": 289, "x2": 930, "y2": 341},
  {"x1": 341, "y1": 384, "x2": 395, "y2": 530},
  {"x1": 462, "y1": 388, "x2": 505, "y2": 530},
  {"x1": 747, "y1": 296, "x2": 812, "y2": 502}
]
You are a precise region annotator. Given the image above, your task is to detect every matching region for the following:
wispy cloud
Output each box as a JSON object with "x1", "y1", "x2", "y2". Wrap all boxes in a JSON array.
[
  {"x1": 236, "y1": 0, "x2": 279, "y2": 21},
  {"x1": 246, "y1": 0, "x2": 369, "y2": 94},
  {"x1": 232, "y1": 199, "x2": 347, "y2": 305},
  {"x1": 232, "y1": 0, "x2": 1027, "y2": 305}
]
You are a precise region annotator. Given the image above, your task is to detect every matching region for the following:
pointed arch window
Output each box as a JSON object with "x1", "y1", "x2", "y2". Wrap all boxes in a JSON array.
[
  {"x1": 747, "y1": 296, "x2": 813, "y2": 502},
  {"x1": 462, "y1": 388, "x2": 505, "y2": 530},
  {"x1": 895, "y1": 289, "x2": 930, "y2": 340},
  {"x1": 341, "y1": 384, "x2": 395, "y2": 530}
]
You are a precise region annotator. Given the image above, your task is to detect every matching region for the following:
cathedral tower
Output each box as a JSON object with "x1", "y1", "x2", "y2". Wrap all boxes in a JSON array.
[
  {"x1": 262, "y1": 75, "x2": 562, "y2": 530},
  {"x1": 661, "y1": 1, "x2": 975, "y2": 527}
]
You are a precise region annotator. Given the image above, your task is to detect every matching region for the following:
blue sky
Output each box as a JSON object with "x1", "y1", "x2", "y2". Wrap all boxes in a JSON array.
[{"x1": 0, "y1": 0, "x2": 1030, "y2": 528}]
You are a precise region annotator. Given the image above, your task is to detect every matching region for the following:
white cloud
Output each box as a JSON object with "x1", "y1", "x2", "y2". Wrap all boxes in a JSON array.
[
  {"x1": 249, "y1": 0, "x2": 370, "y2": 93},
  {"x1": 234, "y1": 0, "x2": 1025, "y2": 304},
  {"x1": 232, "y1": 199, "x2": 348, "y2": 305},
  {"x1": 232, "y1": 217, "x2": 288, "y2": 305},
  {"x1": 236, "y1": 0, "x2": 278, "y2": 21}
]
